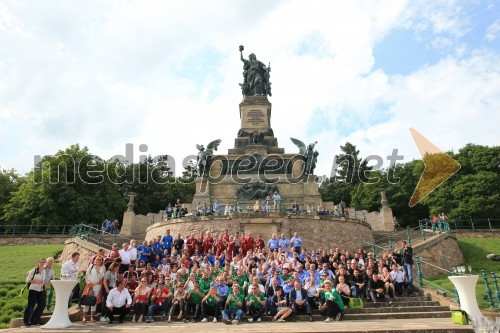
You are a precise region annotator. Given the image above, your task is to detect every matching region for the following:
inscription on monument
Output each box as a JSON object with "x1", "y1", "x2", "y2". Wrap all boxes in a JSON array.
[{"x1": 247, "y1": 109, "x2": 265, "y2": 126}]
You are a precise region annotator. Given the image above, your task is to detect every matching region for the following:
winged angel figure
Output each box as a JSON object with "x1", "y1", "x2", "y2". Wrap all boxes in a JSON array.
[
  {"x1": 290, "y1": 138, "x2": 319, "y2": 175},
  {"x1": 196, "y1": 139, "x2": 221, "y2": 176}
]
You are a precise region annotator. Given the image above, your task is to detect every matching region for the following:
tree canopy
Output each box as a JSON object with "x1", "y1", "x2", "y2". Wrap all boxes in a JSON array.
[
  {"x1": 1, "y1": 145, "x2": 195, "y2": 228},
  {"x1": 320, "y1": 142, "x2": 499, "y2": 226}
]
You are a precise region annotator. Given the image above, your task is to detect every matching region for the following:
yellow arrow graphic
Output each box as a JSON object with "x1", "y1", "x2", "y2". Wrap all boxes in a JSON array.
[{"x1": 409, "y1": 128, "x2": 461, "y2": 207}]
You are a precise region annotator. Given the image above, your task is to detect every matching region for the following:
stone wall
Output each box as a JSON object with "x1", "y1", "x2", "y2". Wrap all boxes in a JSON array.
[
  {"x1": 60, "y1": 237, "x2": 100, "y2": 271},
  {"x1": 413, "y1": 233, "x2": 464, "y2": 278},
  {"x1": 145, "y1": 213, "x2": 373, "y2": 253},
  {"x1": 0, "y1": 235, "x2": 67, "y2": 246}
]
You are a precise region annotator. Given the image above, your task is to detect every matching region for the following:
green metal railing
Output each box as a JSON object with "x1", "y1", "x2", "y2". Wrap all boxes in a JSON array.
[
  {"x1": 418, "y1": 259, "x2": 500, "y2": 309},
  {"x1": 73, "y1": 223, "x2": 133, "y2": 248},
  {"x1": 362, "y1": 225, "x2": 435, "y2": 255},
  {"x1": 419, "y1": 218, "x2": 500, "y2": 231},
  {"x1": 0, "y1": 224, "x2": 77, "y2": 235}
]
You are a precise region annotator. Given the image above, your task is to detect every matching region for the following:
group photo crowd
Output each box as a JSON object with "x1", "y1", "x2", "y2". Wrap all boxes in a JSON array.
[{"x1": 22, "y1": 228, "x2": 415, "y2": 326}]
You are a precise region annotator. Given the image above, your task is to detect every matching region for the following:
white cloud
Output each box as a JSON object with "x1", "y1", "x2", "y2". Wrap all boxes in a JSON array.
[
  {"x1": 0, "y1": 0, "x2": 498, "y2": 181},
  {"x1": 486, "y1": 19, "x2": 500, "y2": 41}
]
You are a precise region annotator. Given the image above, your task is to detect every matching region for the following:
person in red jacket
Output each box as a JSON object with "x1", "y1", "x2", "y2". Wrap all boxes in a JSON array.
[
  {"x1": 222, "y1": 229, "x2": 230, "y2": 242},
  {"x1": 254, "y1": 235, "x2": 265, "y2": 251},
  {"x1": 197, "y1": 231, "x2": 205, "y2": 255},
  {"x1": 186, "y1": 233, "x2": 196, "y2": 257},
  {"x1": 215, "y1": 234, "x2": 226, "y2": 257},
  {"x1": 240, "y1": 232, "x2": 247, "y2": 255},
  {"x1": 226, "y1": 236, "x2": 236, "y2": 260},
  {"x1": 245, "y1": 233, "x2": 255, "y2": 252},
  {"x1": 203, "y1": 232, "x2": 214, "y2": 254}
]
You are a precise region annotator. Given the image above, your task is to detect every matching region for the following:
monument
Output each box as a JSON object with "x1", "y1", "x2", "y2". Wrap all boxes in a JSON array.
[
  {"x1": 142, "y1": 46, "x2": 373, "y2": 250},
  {"x1": 190, "y1": 45, "x2": 323, "y2": 210}
]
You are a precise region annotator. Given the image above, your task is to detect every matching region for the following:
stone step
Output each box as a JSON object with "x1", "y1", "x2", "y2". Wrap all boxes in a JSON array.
[
  {"x1": 345, "y1": 305, "x2": 449, "y2": 314},
  {"x1": 151, "y1": 310, "x2": 452, "y2": 323},
  {"x1": 343, "y1": 311, "x2": 451, "y2": 320},
  {"x1": 363, "y1": 300, "x2": 440, "y2": 308}
]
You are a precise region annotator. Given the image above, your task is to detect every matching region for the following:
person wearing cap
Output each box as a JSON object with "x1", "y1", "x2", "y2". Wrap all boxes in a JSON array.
[
  {"x1": 222, "y1": 284, "x2": 244, "y2": 325},
  {"x1": 167, "y1": 283, "x2": 187, "y2": 323},
  {"x1": 146, "y1": 281, "x2": 172, "y2": 322}
]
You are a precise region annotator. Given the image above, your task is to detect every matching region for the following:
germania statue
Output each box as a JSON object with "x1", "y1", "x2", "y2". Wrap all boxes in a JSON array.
[{"x1": 239, "y1": 45, "x2": 272, "y2": 97}]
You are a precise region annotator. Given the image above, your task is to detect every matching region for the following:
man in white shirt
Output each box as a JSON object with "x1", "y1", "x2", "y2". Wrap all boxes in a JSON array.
[
  {"x1": 61, "y1": 252, "x2": 80, "y2": 280},
  {"x1": 105, "y1": 279, "x2": 132, "y2": 323},
  {"x1": 129, "y1": 240, "x2": 137, "y2": 266},
  {"x1": 60, "y1": 252, "x2": 80, "y2": 306},
  {"x1": 118, "y1": 243, "x2": 131, "y2": 274}
]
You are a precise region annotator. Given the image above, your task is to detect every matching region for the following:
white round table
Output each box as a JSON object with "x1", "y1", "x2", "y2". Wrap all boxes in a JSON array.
[
  {"x1": 41, "y1": 280, "x2": 78, "y2": 329},
  {"x1": 448, "y1": 275, "x2": 483, "y2": 320}
]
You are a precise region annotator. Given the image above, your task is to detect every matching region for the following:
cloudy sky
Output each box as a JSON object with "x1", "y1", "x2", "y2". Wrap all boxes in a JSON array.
[{"x1": 1, "y1": 0, "x2": 499, "y2": 177}]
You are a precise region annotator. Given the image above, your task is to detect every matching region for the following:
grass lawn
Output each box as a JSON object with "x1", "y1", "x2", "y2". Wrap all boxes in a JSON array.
[
  {"x1": 426, "y1": 238, "x2": 500, "y2": 309},
  {"x1": 0, "y1": 244, "x2": 64, "y2": 329}
]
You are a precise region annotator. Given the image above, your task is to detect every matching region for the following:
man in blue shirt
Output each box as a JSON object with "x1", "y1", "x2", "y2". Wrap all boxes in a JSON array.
[
  {"x1": 137, "y1": 240, "x2": 152, "y2": 263},
  {"x1": 290, "y1": 232, "x2": 303, "y2": 253},
  {"x1": 283, "y1": 277, "x2": 295, "y2": 296},
  {"x1": 213, "y1": 199, "x2": 221, "y2": 216},
  {"x1": 268, "y1": 234, "x2": 279, "y2": 252},
  {"x1": 153, "y1": 237, "x2": 164, "y2": 259},
  {"x1": 297, "y1": 264, "x2": 308, "y2": 283},
  {"x1": 278, "y1": 233, "x2": 289, "y2": 253},
  {"x1": 162, "y1": 230, "x2": 173, "y2": 255},
  {"x1": 215, "y1": 277, "x2": 229, "y2": 309},
  {"x1": 319, "y1": 263, "x2": 334, "y2": 279}
]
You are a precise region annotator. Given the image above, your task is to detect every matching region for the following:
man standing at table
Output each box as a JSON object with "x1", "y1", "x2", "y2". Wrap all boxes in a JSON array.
[
  {"x1": 61, "y1": 252, "x2": 80, "y2": 305},
  {"x1": 105, "y1": 279, "x2": 132, "y2": 323}
]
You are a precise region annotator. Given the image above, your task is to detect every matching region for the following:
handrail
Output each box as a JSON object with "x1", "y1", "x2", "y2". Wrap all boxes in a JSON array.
[
  {"x1": 419, "y1": 258, "x2": 452, "y2": 274},
  {"x1": 74, "y1": 223, "x2": 134, "y2": 249},
  {"x1": 421, "y1": 278, "x2": 455, "y2": 296},
  {"x1": 0, "y1": 224, "x2": 76, "y2": 235}
]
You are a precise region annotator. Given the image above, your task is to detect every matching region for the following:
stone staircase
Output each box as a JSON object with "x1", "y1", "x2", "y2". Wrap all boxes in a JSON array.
[{"x1": 145, "y1": 292, "x2": 467, "y2": 331}]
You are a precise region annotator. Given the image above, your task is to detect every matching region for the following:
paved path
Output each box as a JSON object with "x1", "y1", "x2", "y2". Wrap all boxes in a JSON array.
[{"x1": 6, "y1": 318, "x2": 472, "y2": 333}]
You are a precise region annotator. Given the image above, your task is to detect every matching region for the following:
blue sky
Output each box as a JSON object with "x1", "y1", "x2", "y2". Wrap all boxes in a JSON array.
[{"x1": 0, "y1": 0, "x2": 499, "y2": 176}]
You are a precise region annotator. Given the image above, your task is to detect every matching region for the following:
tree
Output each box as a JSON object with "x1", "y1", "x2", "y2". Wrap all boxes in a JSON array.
[
  {"x1": 320, "y1": 142, "x2": 371, "y2": 206},
  {"x1": 115, "y1": 155, "x2": 195, "y2": 215},
  {"x1": 2, "y1": 145, "x2": 126, "y2": 228},
  {"x1": 0, "y1": 169, "x2": 25, "y2": 224}
]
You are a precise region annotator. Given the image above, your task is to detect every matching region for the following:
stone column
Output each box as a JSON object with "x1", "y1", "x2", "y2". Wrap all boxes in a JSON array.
[
  {"x1": 127, "y1": 192, "x2": 136, "y2": 212},
  {"x1": 379, "y1": 188, "x2": 394, "y2": 231},
  {"x1": 121, "y1": 192, "x2": 137, "y2": 236}
]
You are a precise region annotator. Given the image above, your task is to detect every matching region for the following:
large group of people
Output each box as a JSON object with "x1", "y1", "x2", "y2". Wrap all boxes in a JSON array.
[
  {"x1": 163, "y1": 196, "x2": 353, "y2": 220},
  {"x1": 23, "y1": 228, "x2": 415, "y2": 326}
]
